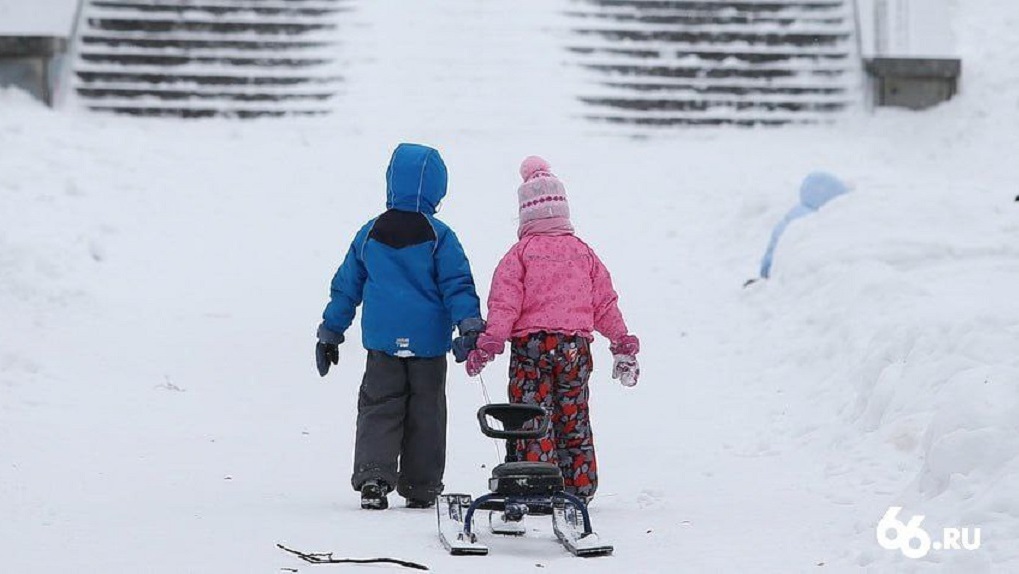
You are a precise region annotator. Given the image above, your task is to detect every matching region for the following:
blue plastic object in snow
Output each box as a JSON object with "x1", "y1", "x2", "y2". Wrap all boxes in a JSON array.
[{"x1": 758, "y1": 172, "x2": 850, "y2": 280}]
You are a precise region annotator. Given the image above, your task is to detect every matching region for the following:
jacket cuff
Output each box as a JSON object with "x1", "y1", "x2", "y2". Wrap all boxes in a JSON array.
[
  {"x1": 475, "y1": 333, "x2": 505, "y2": 356},
  {"x1": 609, "y1": 334, "x2": 639, "y2": 356},
  {"x1": 317, "y1": 323, "x2": 345, "y2": 345},
  {"x1": 457, "y1": 317, "x2": 486, "y2": 336}
]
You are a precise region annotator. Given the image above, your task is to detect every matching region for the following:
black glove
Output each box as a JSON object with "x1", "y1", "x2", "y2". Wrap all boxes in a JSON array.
[
  {"x1": 452, "y1": 333, "x2": 478, "y2": 363},
  {"x1": 316, "y1": 324, "x2": 344, "y2": 377},
  {"x1": 316, "y1": 342, "x2": 339, "y2": 376},
  {"x1": 451, "y1": 317, "x2": 485, "y2": 363}
]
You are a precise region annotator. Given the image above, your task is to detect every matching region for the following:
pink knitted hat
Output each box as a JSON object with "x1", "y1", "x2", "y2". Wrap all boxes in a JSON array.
[{"x1": 517, "y1": 156, "x2": 570, "y2": 225}]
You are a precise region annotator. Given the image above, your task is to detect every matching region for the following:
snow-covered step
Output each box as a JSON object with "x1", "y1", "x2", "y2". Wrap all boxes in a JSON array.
[
  {"x1": 77, "y1": 88, "x2": 336, "y2": 104},
  {"x1": 578, "y1": 63, "x2": 852, "y2": 80},
  {"x1": 567, "y1": 46, "x2": 850, "y2": 65},
  {"x1": 572, "y1": 0, "x2": 847, "y2": 12},
  {"x1": 572, "y1": 51, "x2": 852, "y2": 67},
  {"x1": 72, "y1": 78, "x2": 340, "y2": 99},
  {"x1": 585, "y1": 84, "x2": 851, "y2": 101},
  {"x1": 85, "y1": 104, "x2": 330, "y2": 118},
  {"x1": 73, "y1": 79, "x2": 337, "y2": 95},
  {"x1": 567, "y1": 42, "x2": 850, "y2": 57},
  {"x1": 78, "y1": 51, "x2": 333, "y2": 68},
  {"x1": 79, "y1": 29, "x2": 339, "y2": 45},
  {"x1": 78, "y1": 45, "x2": 341, "y2": 59},
  {"x1": 79, "y1": 34, "x2": 334, "y2": 51},
  {"x1": 581, "y1": 108, "x2": 840, "y2": 126},
  {"x1": 85, "y1": 17, "x2": 338, "y2": 35},
  {"x1": 580, "y1": 95, "x2": 851, "y2": 112},
  {"x1": 75, "y1": 59, "x2": 341, "y2": 76},
  {"x1": 86, "y1": 6, "x2": 343, "y2": 26},
  {"x1": 565, "y1": 12, "x2": 848, "y2": 27},
  {"x1": 75, "y1": 69, "x2": 340, "y2": 86},
  {"x1": 595, "y1": 79, "x2": 848, "y2": 96},
  {"x1": 96, "y1": 0, "x2": 349, "y2": 4},
  {"x1": 84, "y1": 97, "x2": 329, "y2": 111},
  {"x1": 573, "y1": 28, "x2": 852, "y2": 46},
  {"x1": 565, "y1": 3, "x2": 852, "y2": 16},
  {"x1": 582, "y1": 63, "x2": 851, "y2": 81},
  {"x1": 90, "y1": 1, "x2": 349, "y2": 18},
  {"x1": 564, "y1": 7, "x2": 850, "y2": 23},
  {"x1": 570, "y1": 18, "x2": 852, "y2": 33}
]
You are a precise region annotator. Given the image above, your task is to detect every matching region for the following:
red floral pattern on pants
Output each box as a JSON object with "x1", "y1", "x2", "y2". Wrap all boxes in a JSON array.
[{"x1": 508, "y1": 332, "x2": 597, "y2": 499}]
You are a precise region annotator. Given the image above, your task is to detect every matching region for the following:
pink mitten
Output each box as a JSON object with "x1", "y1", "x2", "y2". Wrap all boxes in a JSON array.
[
  {"x1": 466, "y1": 349, "x2": 492, "y2": 377},
  {"x1": 475, "y1": 333, "x2": 505, "y2": 356},
  {"x1": 610, "y1": 334, "x2": 640, "y2": 357},
  {"x1": 612, "y1": 355, "x2": 640, "y2": 387},
  {"x1": 465, "y1": 334, "x2": 504, "y2": 378}
]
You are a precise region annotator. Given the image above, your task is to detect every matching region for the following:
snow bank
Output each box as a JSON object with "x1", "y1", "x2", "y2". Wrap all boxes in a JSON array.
[
  {"x1": 747, "y1": 164, "x2": 1019, "y2": 570},
  {"x1": 739, "y1": 3, "x2": 1019, "y2": 569}
]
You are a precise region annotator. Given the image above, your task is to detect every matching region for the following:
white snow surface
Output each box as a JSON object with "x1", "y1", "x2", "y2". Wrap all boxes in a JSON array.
[{"x1": 2, "y1": 1, "x2": 1018, "y2": 573}]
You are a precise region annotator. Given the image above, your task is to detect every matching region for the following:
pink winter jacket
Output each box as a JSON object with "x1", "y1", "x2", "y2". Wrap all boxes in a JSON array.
[{"x1": 484, "y1": 234, "x2": 629, "y2": 345}]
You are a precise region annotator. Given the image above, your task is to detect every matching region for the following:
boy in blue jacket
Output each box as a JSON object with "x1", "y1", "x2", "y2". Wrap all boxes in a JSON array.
[{"x1": 316, "y1": 143, "x2": 483, "y2": 510}]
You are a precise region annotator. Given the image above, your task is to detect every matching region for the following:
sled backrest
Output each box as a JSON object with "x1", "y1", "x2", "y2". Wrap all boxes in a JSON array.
[{"x1": 477, "y1": 403, "x2": 549, "y2": 439}]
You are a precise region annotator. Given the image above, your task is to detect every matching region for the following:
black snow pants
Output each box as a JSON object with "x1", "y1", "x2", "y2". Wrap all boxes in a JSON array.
[{"x1": 350, "y1": 350, "x2": 448, "y2": 501}]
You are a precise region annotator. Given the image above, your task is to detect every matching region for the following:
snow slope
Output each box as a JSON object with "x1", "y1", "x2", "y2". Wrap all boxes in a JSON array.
[{"x1": 2, "y1": 1, "x2": 1018, "y2": 573}]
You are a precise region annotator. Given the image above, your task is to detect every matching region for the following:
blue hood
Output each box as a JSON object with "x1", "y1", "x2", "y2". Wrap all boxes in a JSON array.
[
  {"x1": 385, "y1": 143, "x2": 448, "y2": 214},
  {"x1": 799, "y1": 171, "x2": 849, "y2": 211}
]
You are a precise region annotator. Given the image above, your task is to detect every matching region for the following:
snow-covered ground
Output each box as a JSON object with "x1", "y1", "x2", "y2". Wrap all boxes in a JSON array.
[{"x1": 2, "y1": 1, "x2": 1018, "y2": 573}]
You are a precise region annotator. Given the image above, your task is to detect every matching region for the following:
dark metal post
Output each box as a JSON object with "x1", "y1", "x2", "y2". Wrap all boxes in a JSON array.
[{"x1": 42, "y1": 57, "x2": 52, "y2": 106}]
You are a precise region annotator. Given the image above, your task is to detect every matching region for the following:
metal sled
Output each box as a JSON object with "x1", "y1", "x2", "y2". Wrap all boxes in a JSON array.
[{"x1": 436, "y1": 404, "x2": 614, "y2": 557}]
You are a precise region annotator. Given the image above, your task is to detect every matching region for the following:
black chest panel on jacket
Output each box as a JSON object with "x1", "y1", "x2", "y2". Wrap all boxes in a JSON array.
[{"x1": 369, "y1": 209, "x2": 437, "y2": 249}]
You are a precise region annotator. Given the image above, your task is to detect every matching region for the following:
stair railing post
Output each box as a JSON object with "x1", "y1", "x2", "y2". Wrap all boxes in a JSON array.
[
  {"x1": 42, "y1": 56, "x2": 52, "y2": 106},
  {"x1": 850, "y1": 0, "x2": 872, "y2": 112},
  {"x1": 54, "y1": 0, "x2": 88, "y2": 110},
  {"x1": 895, "y1": 0, "x2": 911, "y2": 54},
  {"x1": 874, "y1": 0, "x2": 888, "y2": 55}
]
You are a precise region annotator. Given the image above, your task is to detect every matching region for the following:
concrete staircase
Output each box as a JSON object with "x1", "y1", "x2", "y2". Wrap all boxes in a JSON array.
[
  {"x1": 69, "y1": 0, "x2": 348, "y2": 118},
  {"x1": 565, "y1": 0, "x2": 863, "y2": 126}
]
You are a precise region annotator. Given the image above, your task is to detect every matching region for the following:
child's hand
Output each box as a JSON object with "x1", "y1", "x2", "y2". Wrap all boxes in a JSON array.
[
  {"x1": 466, "y1": 349, "x2": 492, "y2": 377},
  {"x1": 316, "y1": 342, "x2": 339, "y2": 376},
  {"x1": 316, "y1": 324, "x2": 344, "y2": 377},
  {"x1": 452, "y1": 333, "x2": 478, "y2": 363},
  {"x1": 465, "y1": 334, "x2": 504, "y2": 377},
  {"x1": 452, "y1": 318, "x2": 486, "y2": 363},
  {"x1": 612, "y1": 355, "x2": 639, "y2": 387}
]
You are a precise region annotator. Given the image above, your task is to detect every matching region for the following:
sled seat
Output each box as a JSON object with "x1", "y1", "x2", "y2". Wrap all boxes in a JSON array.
[
  {"x1": 489, "y1": 462, "x2": 564, "y2": 496},
  {"x1": 491, "y1": 461, "x2": 561, "y2": 478}
]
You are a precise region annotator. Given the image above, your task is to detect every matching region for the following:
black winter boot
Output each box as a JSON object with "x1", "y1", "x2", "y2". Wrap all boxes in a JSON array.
[
  {"x1": 360, "y1": 480, "x2": 389, "y2": 510},
  {"x1": 405, "y1": 497, "x2": 435, "y2": 509}
]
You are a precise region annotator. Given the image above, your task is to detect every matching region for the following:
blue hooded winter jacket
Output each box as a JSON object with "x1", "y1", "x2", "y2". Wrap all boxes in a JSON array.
[{"x1": 321, "y1": 144, "x2": 481, "y2": 358}]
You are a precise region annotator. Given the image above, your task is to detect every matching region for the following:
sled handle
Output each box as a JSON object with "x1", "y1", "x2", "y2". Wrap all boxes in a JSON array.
[{"x1": 476, "y1": 403, "x2": 549, "y2": 439}]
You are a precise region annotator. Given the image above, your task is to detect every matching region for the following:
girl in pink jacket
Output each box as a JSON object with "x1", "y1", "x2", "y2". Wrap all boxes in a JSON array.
[{"x1": 466, "y1": 156, "x2": 640, "y2": 502}]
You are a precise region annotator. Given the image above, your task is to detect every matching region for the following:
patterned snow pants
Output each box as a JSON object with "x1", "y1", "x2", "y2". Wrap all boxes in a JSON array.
[{"x1": 507, "y1": 332, "x2": 598, "y2": 499}]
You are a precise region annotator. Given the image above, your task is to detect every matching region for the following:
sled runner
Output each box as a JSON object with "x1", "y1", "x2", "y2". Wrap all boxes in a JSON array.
[{"x1": 436, "y1": 404, "x2": 613, "y2": 557}]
